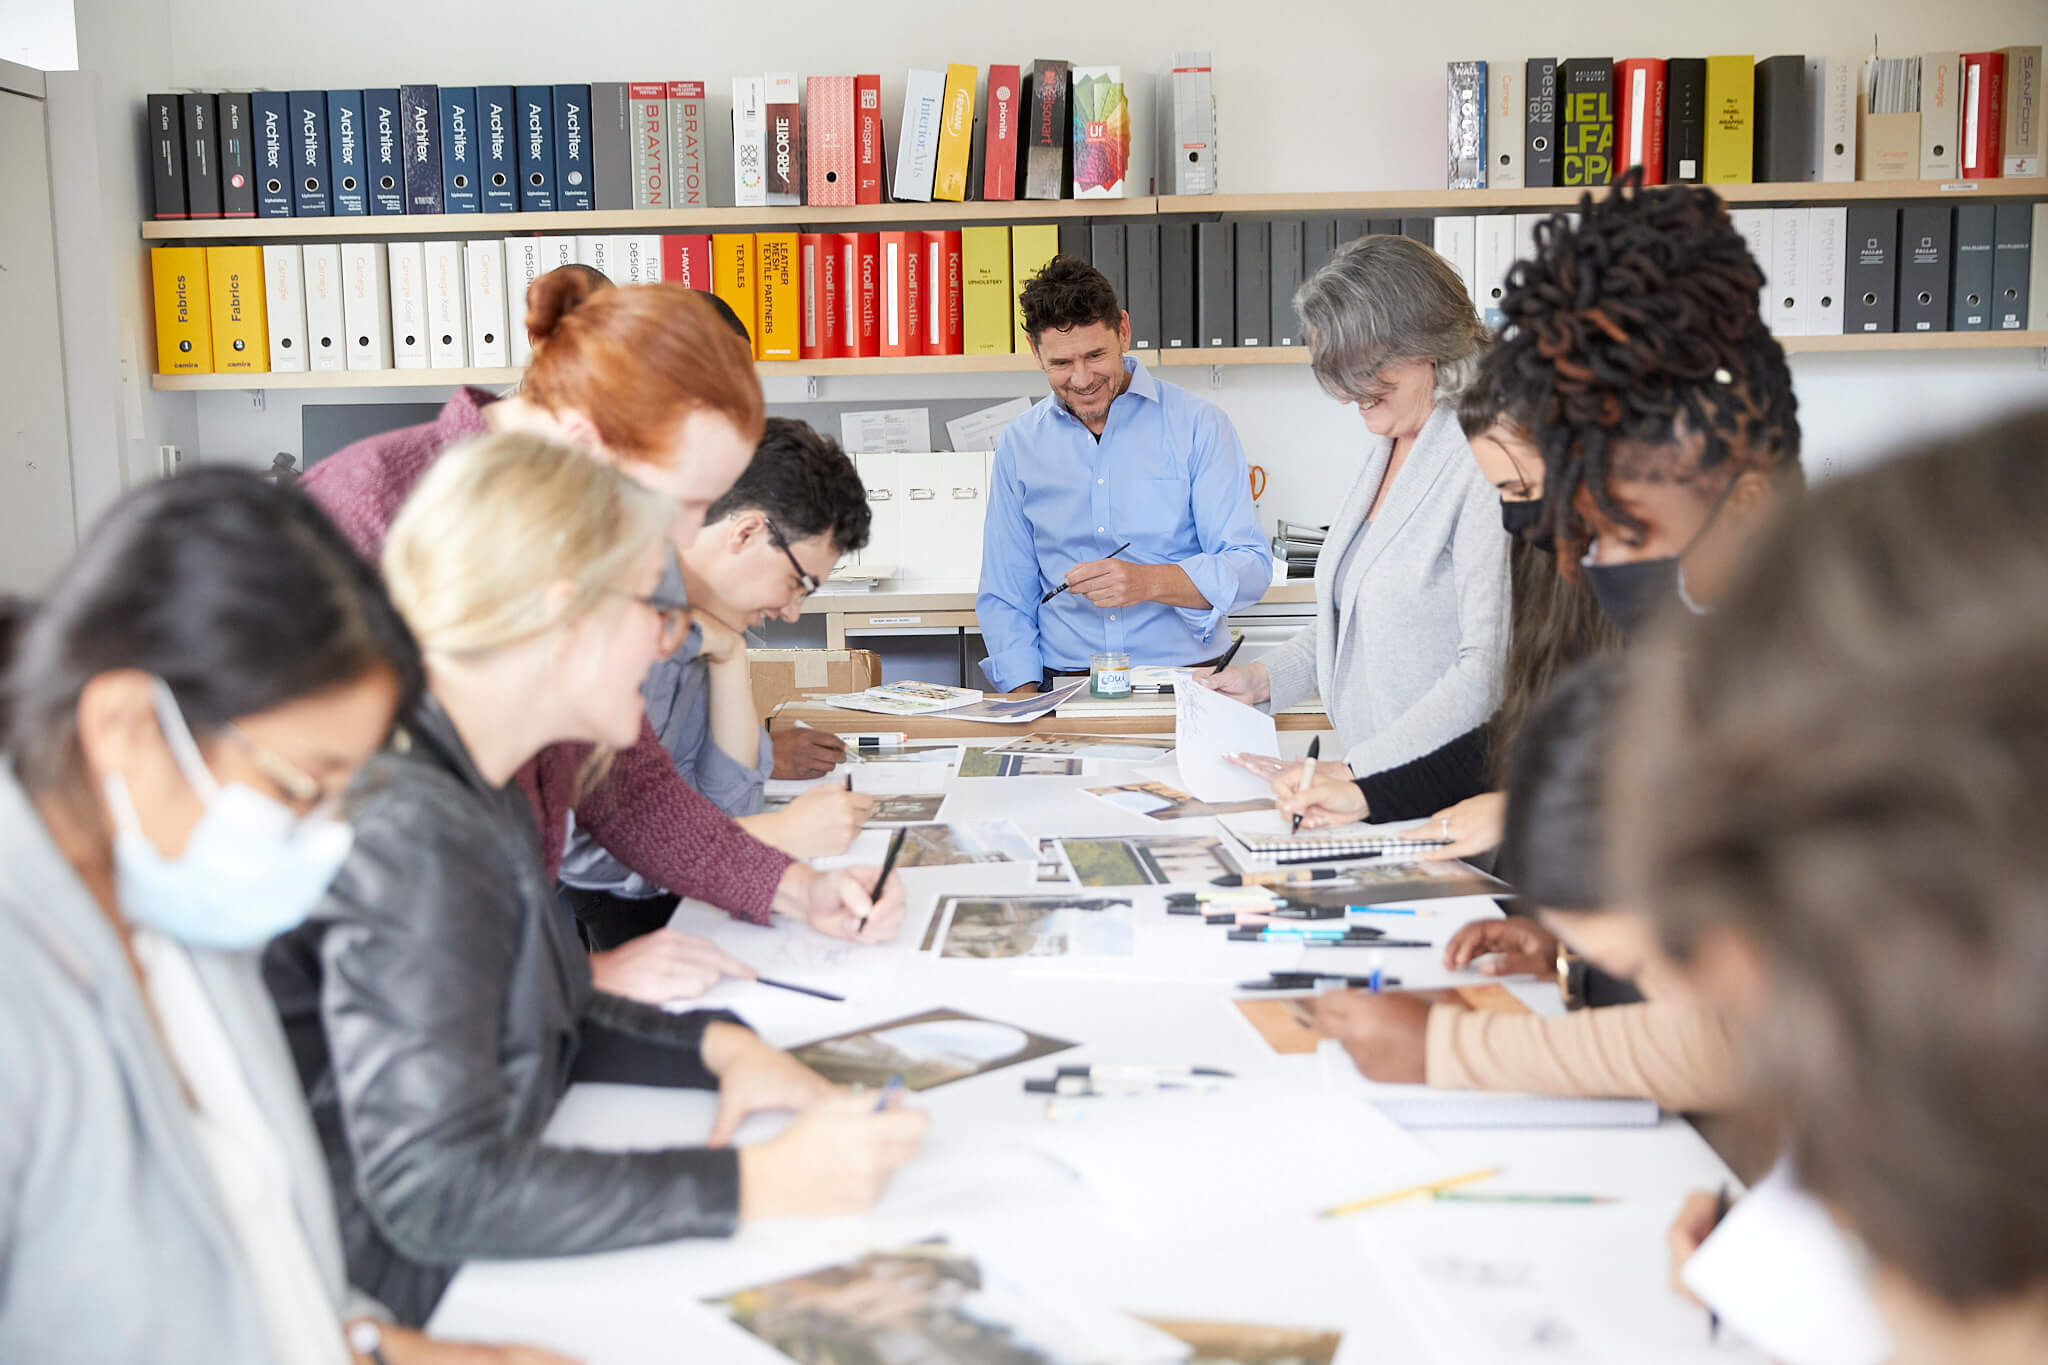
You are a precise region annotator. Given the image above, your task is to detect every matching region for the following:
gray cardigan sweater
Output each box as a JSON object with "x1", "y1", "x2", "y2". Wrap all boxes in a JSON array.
[
  {"x1": 1261, "y1": 403, "x2": 1509, "y2": 776},
  {"x1": 0, "y1": 767, "x2": 374, "y2": 1365}
]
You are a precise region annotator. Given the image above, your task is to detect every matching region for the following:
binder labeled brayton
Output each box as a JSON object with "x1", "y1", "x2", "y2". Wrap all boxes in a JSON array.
[
  {"x1": 206, "y1": 245, "x2": 267, "y2": 373},
  {"x1": 630, "y1": 82, "x2": 670, "y2": 210},
  {"x1": 424, "y1": 240, "x2": 467, "y2": 368},
  {"x1": 262, "y1": 244, "x2": 309, "y2": 372},
  {"x1": 151, "y1": 247, "x2": 213, "y2": 374},
  {"x1": 667, "y1": 82, "x2": 712, "y2": 207},
  {"x1": 463, "y1": 238, "x2": 510, "y2": 367},
  {"x1": 340, "y1": 241, "x2": 393, "y2": 370},
  {"x1": 387, "y1": 241, "x2": 430, "y2": 368},
  {"x1": 302, "y1": 243, "x2": 346, "y2": 372}
]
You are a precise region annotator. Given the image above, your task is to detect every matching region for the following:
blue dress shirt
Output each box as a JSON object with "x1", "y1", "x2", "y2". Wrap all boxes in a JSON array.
[{"x1": 976, "y1": 356, "x2": 1272, "y2": 691}]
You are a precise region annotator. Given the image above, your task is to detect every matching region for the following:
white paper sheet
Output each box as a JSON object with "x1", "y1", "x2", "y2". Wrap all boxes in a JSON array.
[
  {"x1": 945, "y1": 395, "x2": 1034, "y2": 451},
  {"x1": 1319, "y1": 1040, "x2": 1661, "y2": 1129},
  {"x1": 1174, "y1": 679, "x2": 1281, "y2": 802},
  {"x1": 839, "y1": 407, "x2": 933, "y2": 453},
  {"x1": 1683, "y1": 1161, "x2": 1893, "y2": 1365}
]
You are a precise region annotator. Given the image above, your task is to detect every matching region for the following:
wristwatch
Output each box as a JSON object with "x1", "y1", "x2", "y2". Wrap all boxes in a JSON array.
[
  {"x1": 347, "y1": 1321, "x2": 392, "y2": 1365},
  {"x1": 1555, "y1": 943, "x2": 1580, "y2": 1009}
]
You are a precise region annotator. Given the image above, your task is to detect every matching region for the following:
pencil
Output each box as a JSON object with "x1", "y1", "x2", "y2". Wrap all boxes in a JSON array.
[
  {"x1": 754, "y1": 976, "x2": 847, "y2": 1002},
  {"x1": 1318, "y1": 1166, "x2": 1501, "y2": 1218},
  {"x1": 1431, "y1": 1191, "x2": 1617, "y2": 1205},
  {"x1": 1042, "y1": 541, "x2": 1133, "y2": 603},
  {"x1": 859, "y1": 825, "x2": 908, "y2": 934}
]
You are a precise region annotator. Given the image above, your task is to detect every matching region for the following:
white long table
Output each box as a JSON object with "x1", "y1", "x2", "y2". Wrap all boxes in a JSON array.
[{"x1": 428, "y1": 737, "x2": 1757, "y2": 1364}]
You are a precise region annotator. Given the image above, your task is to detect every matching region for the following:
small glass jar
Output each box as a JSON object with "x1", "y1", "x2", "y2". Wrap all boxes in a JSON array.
[{"x1": 1089, "y1": 651, "x2": 1132, "y2": 698}]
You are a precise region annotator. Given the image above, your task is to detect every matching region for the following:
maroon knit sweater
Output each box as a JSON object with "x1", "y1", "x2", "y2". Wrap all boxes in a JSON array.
[{"x1": 302, "y1": 387, "x2": 788, "y2": 923}]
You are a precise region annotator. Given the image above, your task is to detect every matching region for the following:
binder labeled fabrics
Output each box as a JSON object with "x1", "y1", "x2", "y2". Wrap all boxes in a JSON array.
[
  {"x1": 262, "y1": 244, "x2": 309, "y2": 372},
  {"x1": 150, "y1": 247, "x2": 212, "y2": 374},
  {"x1": 205, "y1": 245, "x2": 267, "y2": 373}
]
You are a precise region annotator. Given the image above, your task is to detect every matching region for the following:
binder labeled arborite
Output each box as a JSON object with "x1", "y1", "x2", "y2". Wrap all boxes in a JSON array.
[{"x1": 764, "y1": 72, "x2": 803, "y2": 207}]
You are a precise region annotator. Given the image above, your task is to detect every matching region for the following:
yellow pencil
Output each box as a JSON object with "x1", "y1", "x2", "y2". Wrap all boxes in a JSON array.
[{"x1": 1317, "y1": 1166, "x2": 1502, "y2": 1219}]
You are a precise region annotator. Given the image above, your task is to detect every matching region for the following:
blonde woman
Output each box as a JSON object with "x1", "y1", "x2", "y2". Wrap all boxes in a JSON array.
[{"x1": 264, "y1": 433, "x2": 927, "y2": 1327}]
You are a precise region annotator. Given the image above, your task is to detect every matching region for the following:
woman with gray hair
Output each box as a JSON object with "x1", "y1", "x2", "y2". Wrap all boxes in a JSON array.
[{"x1": 1206, "y1": 233, "x2": 1509, "y2": 781}]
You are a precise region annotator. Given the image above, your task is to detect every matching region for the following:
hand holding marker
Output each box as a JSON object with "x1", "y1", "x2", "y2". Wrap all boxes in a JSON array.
[
  {"x1": 858, "y1": 825, "x2": 908, "y2": 935},
  {"x1": 1291, "y1": 736, "x2": 1321, "y2": 835},
  {"x1": 1043, "y1": 542, "x2": 1132, "y2": 603}
]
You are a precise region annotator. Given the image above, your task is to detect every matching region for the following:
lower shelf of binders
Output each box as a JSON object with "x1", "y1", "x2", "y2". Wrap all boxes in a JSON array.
[{"x1": 149, "y1": 331, "x2": 2048, "y2": 390}]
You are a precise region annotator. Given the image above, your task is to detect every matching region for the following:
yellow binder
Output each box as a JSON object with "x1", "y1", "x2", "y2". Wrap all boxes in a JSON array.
[
  {"x1": 711, "y1": 233, "x2": 758, "y2": 357},
  {"x1": 754, "y1": 232, "x2": 800, "y2": 361},
  {"x1": 932, "y1": 63, "x2": 978, "y2": 202},
  {"x1": 150, "y1": 247, "x2": 214, "y2": 374},
  {"x1": 1010, "y1": 223, "x2": 1058, "y2": 353},
  {"x1": 1704, "y1": 55, "x2": 1755, "y2": 184},
  {"x1": 206, "y1": 245, "x2": 269, "y2": 373},
  {"x1": 961, "y1": 225, "x2": 1013, "y2": 355}
]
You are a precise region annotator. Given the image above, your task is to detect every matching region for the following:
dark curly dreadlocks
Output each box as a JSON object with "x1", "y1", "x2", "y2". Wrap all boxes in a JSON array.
[{"x1": 1483, "y1": 166, "x2": 1802, "y2": 559}]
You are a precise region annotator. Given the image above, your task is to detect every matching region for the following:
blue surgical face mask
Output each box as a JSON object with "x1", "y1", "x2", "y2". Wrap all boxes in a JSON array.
[{"x1": 104, "y1": 679, "x2": 354, "y2": 950}]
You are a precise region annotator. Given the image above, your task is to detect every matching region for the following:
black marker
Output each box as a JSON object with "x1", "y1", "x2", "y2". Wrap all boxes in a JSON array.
[
  {"x1": 1210, "y1": 633, "x2": 1245, "y2": 673},
  {"x1": 1042, "y1": 541, "x2": 1133, "y2": 603},
  {"x1": 859, "y1": 825, "x2": 908, "y2": 934},
  {"x1": 755, "y1": 976, "x2": 846, "y2": 1002}
]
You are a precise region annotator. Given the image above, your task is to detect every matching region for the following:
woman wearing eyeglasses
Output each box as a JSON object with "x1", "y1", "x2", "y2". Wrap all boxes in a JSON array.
[
  {"x1": 0, "y1": 469, "x2": 575, "y2": 1364},
  {"x1": 266, "y1": 431, "x2": 928, "y2": 1328}
]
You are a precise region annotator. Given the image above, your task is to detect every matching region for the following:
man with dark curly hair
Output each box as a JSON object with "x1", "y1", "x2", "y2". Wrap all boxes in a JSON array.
[{"x1": 975, "y1": 255, "x2": 1271, "y2": 691}]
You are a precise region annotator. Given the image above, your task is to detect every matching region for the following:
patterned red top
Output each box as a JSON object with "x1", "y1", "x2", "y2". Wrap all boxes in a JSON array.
[{"x1": 302, "y1": 387, "x2": 788, "y2": 923}]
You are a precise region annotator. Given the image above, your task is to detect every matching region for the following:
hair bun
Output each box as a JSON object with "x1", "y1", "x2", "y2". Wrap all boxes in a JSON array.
[{"x1": 525, "y1": 264, "x2": 613, "y2": 346}]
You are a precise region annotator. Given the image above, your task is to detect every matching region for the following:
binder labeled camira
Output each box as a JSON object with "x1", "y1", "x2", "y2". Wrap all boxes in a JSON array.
[
  {"x1": 262, "y1": 244, "x2": 309, "y2": 372},
  {"x1": 424, "y1": 240, "x2": 467, "y2": 368},
  {"x1": 463, "y1": 239, "x2": 510, "y2": 367},
  {"x1": 205, "y1": 245, "x2": 267, "y2": 373},
  {"x1": 302, "y1": 243, "x2": 346, "y2": 372}
]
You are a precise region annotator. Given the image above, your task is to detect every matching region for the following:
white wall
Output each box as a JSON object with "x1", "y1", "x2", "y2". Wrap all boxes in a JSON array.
[
  {"x1": 0, "y1": 0, "x2": 76, "y2": 70},
  {"x1": 82, "y1": 0, "x2": 2048, "y2": 525}
]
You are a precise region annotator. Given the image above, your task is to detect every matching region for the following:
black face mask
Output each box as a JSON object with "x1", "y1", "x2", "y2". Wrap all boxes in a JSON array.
[
  {"x1": 1500, "y1": 497, "x2": 1551, "y2": 548},
  {"x1": 1582, "y1": 555, "x2": 1685, "y2": 639}
]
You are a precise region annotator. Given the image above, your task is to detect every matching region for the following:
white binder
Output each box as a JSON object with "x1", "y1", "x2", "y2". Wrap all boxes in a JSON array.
[
  {"x1": 386, "y1": 241, "x2": 429, "y2": 369},
  {"x1": 301, "y1": 243, "x2": 346, "y2": 373},
  {"x1": 1430, "y1": 215, "x2": 1477, "y2": 315},
  {"x1": 1728, "y1": 209, "x2": 1774, "y2": 330},
  {"x1": 464, "y1": 238, "x2": 511, "y2": 367},
  {"x1": 424, "y1": 240, "x2": 468, "y2": 368},
  {"x1": 1474, "y1": 214, "x2": 1518, "y2": 329},
  {"x1": 1486, "y1": 60, "x2": 1523, "y2": 188},
  {"x1": 261, "y1": 244, "x2": 308, "y2": 373},
  {"x1": 1806, "y1": 207, "x2": 1847, "y2": 337},
  {"x1": 340, "y1": 241, "x2": 393, "y2": 371},
  {"x1": 1768, "y1": 208, "x2": 1810, "y2": 337},
  {"x1": 503, "y1": 236, "x2": 546, "y2": 365}
]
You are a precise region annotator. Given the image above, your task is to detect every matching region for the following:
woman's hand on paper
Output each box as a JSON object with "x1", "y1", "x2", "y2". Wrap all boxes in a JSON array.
[
  {"x1": 588, "y1": 929, "x2": 753, "y2": 1004},
  {"x1": 1310, "y1": 990, "x2": 1434, "y2": 1083},
  {"x1": 369, "y1": 1324, "x2": 582, "y2": 1365},
  {"x1": 1419, "y1": 791, "x2": 1507, "y2": 860},
  {"x1": 797, "y1": 866, "x2": 908, "y2": 943},
  {"x1": 701, "y1": 1022, "x2": 840, "y2": 1146},
  {"x1": 755, "y1": 783, "x2": 874, "y2": 859},
  {"x1": 1266, "y1": 765, "x2": 1369, "y2": 829},
  {"x1": 1666, "y1": 1189, "x2": 1726, "y2": 1304},
  {"x1": 738, "y1": 1090, "x2": 930, "y2": 1219},
  {"x1": 1200, "y1": 662, "x2": 1270, "y2": 705}
]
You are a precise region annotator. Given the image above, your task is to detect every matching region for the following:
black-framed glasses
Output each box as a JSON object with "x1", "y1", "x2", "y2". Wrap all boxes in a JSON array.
[{"x1": 765, "y1": 521, "x2": 822, "y2": 598}]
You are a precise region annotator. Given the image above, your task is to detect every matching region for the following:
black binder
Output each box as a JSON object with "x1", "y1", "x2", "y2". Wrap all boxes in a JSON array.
[
  {"x1": 1950, "y1": 204, "x2": 1995, "y2": 331},
  {"x1": 1235, "y1": 218, "x2": 1271, "y2": 345},
  {"x1": 1196, "y1": 220, "x2": 1235, "y2": 348},
  {"x1": 1270, "y1": 218, "x2": 1305, "y2": 346},
  {"x1": 1843, "y1": 204, "x2": 1898, "y2": 334},
  {"x1": 1897, "y1": 204, "x2": 1952, "y2": 333},
  {"x1": 1160, "y1": 221, "x2": 1197, "y2": 349},
  {"x1": 1991, "y1": 203, "x2": 2032, "y2": 332},
  {"x1": 1125, "y1": 222, "x2": 1161, "y2": 350}
]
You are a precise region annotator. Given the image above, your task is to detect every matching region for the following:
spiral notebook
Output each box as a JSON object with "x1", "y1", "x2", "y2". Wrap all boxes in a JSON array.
[{"x1": 1218, "y1": 812, "x2": 1455, "y2": 864}]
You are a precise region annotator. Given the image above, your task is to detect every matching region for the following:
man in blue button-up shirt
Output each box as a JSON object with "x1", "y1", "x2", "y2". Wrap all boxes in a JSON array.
[{"x1": 977, "y1": 257, "x2": 1273, "y2": 692}]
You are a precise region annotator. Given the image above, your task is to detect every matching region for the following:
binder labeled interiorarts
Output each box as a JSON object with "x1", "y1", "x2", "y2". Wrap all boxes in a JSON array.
[
  {"x1": 151, "y1": 247, "x2": 212, "y2": 374},
  {"x1": 895, "y1": 69, "x2": 945, "y2": 203},
  {"x1": 1844, "y1": 204, "x2": 1898, "y2": 333},
  {"x1": 1024, "y1": 60, "x2": 1071, "y2": 200},
  {"x1": 1898, "y1": 204, "x2": 1952, "y2": 333},
  {"x1": 206, "y1": 245, "x2": 267, "y2": 373},
  {"x1": 1952, "y1": 204, "x2": 1996, "y2": 331},
  {"x1": 1992, "y1": 203, "x2": 2032, "y2": 332},
  {"x1": 1196, "y1": 220, "x2": 1234, "y2": 348},
  {"x1": 1559, "y1": 59, "x2": 1613, "y2": 187},
  {"x1": 399, "y1": 84, "x2": 442, "y2": 216}
]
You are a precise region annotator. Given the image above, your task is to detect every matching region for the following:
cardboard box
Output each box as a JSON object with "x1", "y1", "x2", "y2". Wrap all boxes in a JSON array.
[{"x1": 751, "y1": 649, "x2": 881, "y2": 723}]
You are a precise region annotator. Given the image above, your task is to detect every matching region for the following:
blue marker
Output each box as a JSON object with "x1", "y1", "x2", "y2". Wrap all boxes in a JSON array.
[
  {"x1": 1344, "y1": 906, "x2": 1417, "y2": 916},
  {"x1": 874, "y1": 1074, "x2": 904, "y2": 1112}
]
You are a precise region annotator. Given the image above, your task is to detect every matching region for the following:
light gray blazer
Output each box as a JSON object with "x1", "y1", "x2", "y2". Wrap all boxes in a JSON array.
[
  {"x1": 0, "y1": 767, "x2": 376, "y2": 1365},
  {"x1": 1262, "y1": 402, "x2": 1509, "y2": 776}
]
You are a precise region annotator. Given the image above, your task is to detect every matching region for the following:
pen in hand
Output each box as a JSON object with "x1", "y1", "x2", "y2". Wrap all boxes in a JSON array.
[
  {"x1": 1291, "y1": 736, "x2": 1321, "y2": 835},
  {"x1": 1042, "y1": 541, "x2": 1134, "y2": 603},
  {"x1": 1210, "y1": 633, "x2": 1245, "y2": 673},
  {"x1": 858, "y1": 825, "x2": 908, "y2": 935},
  {"x1": 1706, "y1": 1183, "x2": 1731, "y2": 1341}
]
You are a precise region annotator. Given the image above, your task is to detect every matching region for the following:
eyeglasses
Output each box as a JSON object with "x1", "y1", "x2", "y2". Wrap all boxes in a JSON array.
[
  {"x1": 221, "y1": 724, "x2": 344, "y2": 815},
  {"x1": 611, "y1": 590, "x2": 694, "y2": 655},
  {"x1": 765, "y1": 521, "x2": 822, "y2": 599}
]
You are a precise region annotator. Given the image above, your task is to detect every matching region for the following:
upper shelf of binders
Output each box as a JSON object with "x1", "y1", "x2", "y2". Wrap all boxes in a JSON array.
[{"x1": 1156, "y1": 182, "x2": 2048, "y2": 215}]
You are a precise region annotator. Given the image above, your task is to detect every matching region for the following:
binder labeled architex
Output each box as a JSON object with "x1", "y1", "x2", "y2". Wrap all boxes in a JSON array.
[
  {"x1": 1235, "y1": 218, "x2": 1271, "y2": 345},
  {"x1": 514, "y1": 86, "x2": 557, "y2": 211},
  {"x1": 287, "y1": 90, "x2": 329, "y2": 217},
  {"x1": 1897, "y1": 204, "x2": 1952, "y2": 332},
  {"x1": 364, "y1": 89, "x2": 404, "y2": 215},
  {"x1": 252, "y1": 90, "x2": 292, "y2": 218},
  {"x1": 1843, "y1": 203, "x2": 1898, "y2": 334},
  {"x1": 552, "y1": 84, "x2": 592, "y2": 211},
  {"x1": 1196, "y1": 219, "x2": 1234, "y2": 348},
  {"x1": 325, "y1": 90, "x2": 367, "y2": 217},
  {"x1": 398, "y1": 84, "x2": 443, "y2": 215},
  {"x1": 477, "y1": 86, "x2": 518, "y2": 214},
  {"x1": 1268, "y1": 219, "x2": 1304, "y2": 346}
]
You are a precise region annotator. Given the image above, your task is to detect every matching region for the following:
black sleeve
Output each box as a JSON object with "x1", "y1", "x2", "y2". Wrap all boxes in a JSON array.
[
  {"x1": 573, "y1": 997, "x2": 746, "y2": 1090},
  {"x1": 1350, "y1": 720, "x2": 1495, "y2": 823}
]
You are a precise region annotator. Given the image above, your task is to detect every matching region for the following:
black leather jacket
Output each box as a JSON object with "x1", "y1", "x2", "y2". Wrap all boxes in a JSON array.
[{"x1": 265, "y1": 697, "x2": 745, "y2": 1326}]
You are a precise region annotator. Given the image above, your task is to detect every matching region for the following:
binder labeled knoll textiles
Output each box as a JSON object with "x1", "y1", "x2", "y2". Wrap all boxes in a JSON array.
[
  {"x1": 263, "y1": 244, "x2": 309, "y2": 372},
  {"x1": 462, "y1": 239, "x2": 509, "y2": 368},
  {"x1": 552, "y1": 84, "x2": 592, "y2": 211},
  {"x1": 1898, "y1": 204, "x2": 1952, "y2": 332},
  {"x1": 851, "y1": 231, "x2": 881, "y2": 356},
  {"x1": 207, "y1": 245, "x2": 267, "y2": 372},
  {"x1": 1091, "y1": 223, "x2": 1129, "y2": 314},
  {"x1": 364, "y1": 90, "x2": 403, "y2": 215},
  {"x1": 764, "y1": 73, "x2": 802, "y2": 207},
  {"x1": 252, "y1": 90, "x2": 292, "y2": 218},
  {"x1": 1196, "y1": 220, "x2": 1234, "y2": 348},
  {"x1": 399, "y1": 84, "x2": 442, "y2": 215},
  {"x1": 478, "y1": 86, "x2": 518, "y2": 213},
  {"x1": 806, "y1": 76, "x2": 856, "y2": 206},
  {"x1": 591, "y1": 82, "x2": 632, "y2": 210},
  {"x1": 1235, "y1": 219, "x2": 1270, "y2": 346},
  {"x1": 667, "y1": 82, "x2": 712, "y2": 207},
  {"x1": 1126, "y1": 221, "x2": 1161, "y2": 350},
  {"x1": 1844, "y1": 204, "x2": 1899, "y2": 333},
  {"x1": 1524, "y1": 59, "x2": 1558, "y2": 187},
  {"x1": 1951, "y1": 204, "x2": 1996, "y2": 331},
  {"x1": 1486, "y1": 60, "x2": 1523, "y2": 188},
  {"x1": 1268, "y1": 219, "x2": 1304, "y2": 347},
  {"x1": 514, "y1": 86, "x2": 557, "y2": 211},
  {"x1": 921, "y1": 229, "x2": 963, "y2": 356},
  {"x1": 1991, "y1": 203, "x2": 2032, "y2": 331},
  {"x1": 302, "y1": 243, "x2": 345, "y2": 372},
  {"x1": 1752, "y1": 56, "x2": 1808, "y2": 183},
  {"x1": 880, "y1": 230, "x2": 920, "y2": 356},
  {"x1": 326, "y1": 90, "x2": 367, "y2": 216},
  {"x1": 1159, "y1": 221, "x2": 1196, "y2": 349},
  {"x1": 1663, "y1": 58, "x2": 1706, "y2": 183},
  {"x1": 181, "y1": 93, "x2": 221, "y2": 219},
  {"x1": 288, "y1": 90, "x2": 329, "y2": 216},
  {"x1": 220, "y1": 92, "x2": 256, "y2": 217},
  {"x1": 149, "y1": 93, "x2": 185, "y2": 219},
  {"x1": 424, "y1": 240, "x2": 467, "y2": 368}
]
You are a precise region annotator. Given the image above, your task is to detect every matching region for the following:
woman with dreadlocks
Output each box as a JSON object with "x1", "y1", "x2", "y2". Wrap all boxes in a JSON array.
[{"x1": 1278, "y1": 171, "x2": 1801, "y2": 1103}]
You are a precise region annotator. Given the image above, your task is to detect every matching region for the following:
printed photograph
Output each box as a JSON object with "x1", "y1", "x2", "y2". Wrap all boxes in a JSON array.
[
  {"x1": 708, "y1": 1240, "x2": 1164, "y2": 1365},
  {"x1": 1086, "y1": 780, "x2": 1274, "y2": 821},
  {"x1": 893, "y1": 821, "x2": 1037, "y2": 869},
  {"x1": 789, "y1": 1008, "x2": 1074, "y2": 1091},
  {"x1": 958, "y1": 747, "x2": 1084, "y2": 777},
  {"x1": 935, "y1": 894, "x2": 1136, "y2": 959},
  {"x1": 855, "y1": 742, "x2": 965, "y2": 767},
  {"x1": 1060, "y1": 834, "x2": 1233, "y2": 887},
  {"x1": 1035, "y1": 839, "x2": 1076, "y2": 885},
  {"x1": 1142, "y1": 1319, "x2": 1344, "y2": 1365},
  {"x1": 864, "y1": 794, "x2": 948, "y2": 825},
  {"x1": 1274, "y1": 860, "x2": 1508, "y2": 908},
  {"x1": 987, "y1": 734, "x2": 1179, "y2": 761}
]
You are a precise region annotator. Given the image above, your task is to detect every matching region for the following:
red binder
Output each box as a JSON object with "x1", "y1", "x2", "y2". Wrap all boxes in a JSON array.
[
  {"x1": 661, "y1": 233, "x2": 712, "y2": 289},
  {"x1": 852, "y1": 232, "x2": 881, "y2": 356},
  {"x1": 1961, "y1": 51, "x2": 2006, "y2": 179},
  {"x1": 880, "y1": 230, "x2": 919, "y2": 355},
  {"x1": 798, "y1": 232, "x2": 838, "y2": 358},
  {"x1": 921, "y1": 229, "x2": 963, "y2": 355},
  {"x1": 1615, "y1": 59, "x2": 1667, "y2": 185},
  {"x1": 855, "y1": 74, "x2": 886, "y2": 203},
  {"x1": 982, "y1": 65, "x2": 1022, "y2": 200}
]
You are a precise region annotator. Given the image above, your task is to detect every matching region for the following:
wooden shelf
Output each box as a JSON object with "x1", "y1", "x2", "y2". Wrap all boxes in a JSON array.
[
  {"x1": 140, "y1": 197, "x2": 1155, "y2": 242},
  {"x1": 152, "y1": 332, "x2": 2047, "y2": 390},
  {"x1": 1157, "y1": 181, "x2": 2048, "y2": 214}
]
